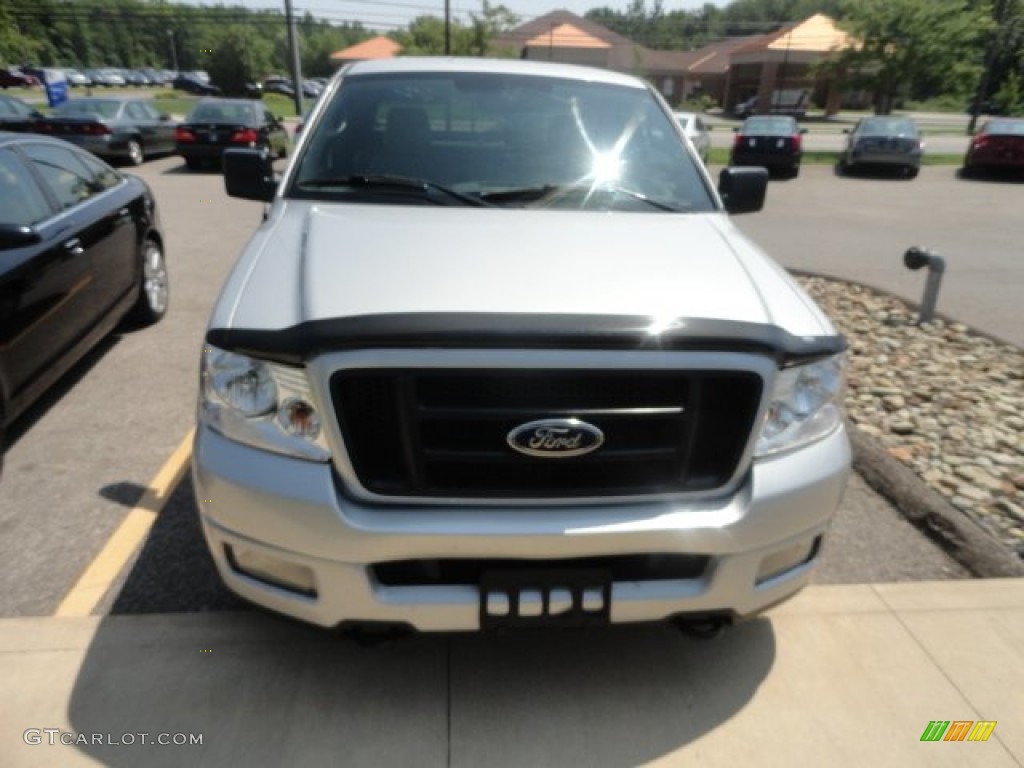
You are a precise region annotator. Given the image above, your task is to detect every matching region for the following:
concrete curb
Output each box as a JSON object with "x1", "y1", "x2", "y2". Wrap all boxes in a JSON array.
[{"x1": 849, "y1": 428, "x2": 1024, "y2": 577}]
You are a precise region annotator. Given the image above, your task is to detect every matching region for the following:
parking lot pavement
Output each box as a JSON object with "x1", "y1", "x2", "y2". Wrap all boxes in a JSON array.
[
  {"x1": 2, "y1": 152, "x2": 1015, "y2": 621},
  {"x1": 729, "y1": 164, "x2": 1024, "y2": 348},
  {"x1": 1, "y1": 580, "x2": 1021, "y2": 767}
]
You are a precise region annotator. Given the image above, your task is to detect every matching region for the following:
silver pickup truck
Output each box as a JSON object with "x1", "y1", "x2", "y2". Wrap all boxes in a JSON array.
[{"x1": 194, "y1": 58, "x2": 850, "y2": 636}]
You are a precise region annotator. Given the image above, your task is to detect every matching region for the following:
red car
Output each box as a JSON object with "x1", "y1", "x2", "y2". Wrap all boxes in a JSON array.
[
  {"x1": 0, "y1": 68, "x2": 41, "y2": 89},
  {"x1": 963, "y1": 118, "x2": 1024, "y2": 176}
]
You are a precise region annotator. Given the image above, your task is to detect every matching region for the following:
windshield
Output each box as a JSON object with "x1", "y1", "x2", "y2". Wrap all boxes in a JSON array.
[
  {"x1": 54, "y1": 100, "x2": 121, "y2": 119},
  {"x1": 985, "y1": 119, "x2": 1024, "y2": 136},
  {"x1": 858, "y1": 118, "x2": 917, "y2": 137},
  {"x1": 290, "y1": 71, "x2": 714, "y2": 212},
  {"x1": 742, "y1": 117, "x2": 796, "y2": 136},
  {"x1": 188, "y1": 102, "x2": 256, "y2": 124}
]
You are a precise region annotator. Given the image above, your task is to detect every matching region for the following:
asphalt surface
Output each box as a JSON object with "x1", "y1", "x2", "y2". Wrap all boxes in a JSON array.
[
  {"x1": 735, "y1": 164, "x2": 1024, "y2": 347},
  {"x1": 5, "y1": 156, "x2": 1016, "y2": 619}
]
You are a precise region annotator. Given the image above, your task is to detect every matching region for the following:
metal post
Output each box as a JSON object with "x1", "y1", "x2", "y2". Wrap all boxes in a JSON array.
[
  {"x1": 444, "y1": 0, "x2": 451, "y2": 55},
  {"x1": 284, "y1": 0, "x2": 304, "y2": 116},
  {"x1": 903, "y1": 247, "x2": 946, "y2": 324}
]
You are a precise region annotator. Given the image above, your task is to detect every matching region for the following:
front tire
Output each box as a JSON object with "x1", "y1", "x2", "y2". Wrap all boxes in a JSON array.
[{"x1": 127, "y1": 238, "x2": 168, "y2": 326}]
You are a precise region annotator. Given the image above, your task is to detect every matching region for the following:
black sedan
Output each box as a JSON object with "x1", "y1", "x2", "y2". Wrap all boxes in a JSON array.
[
  {"x1": 175, "y1": 98, "x2": 290, "y2": 170},
  {"x1": 36, "y1": 98, "x2": 177, "y2": 166},
  {"x1": 730, "y1": 115, "x2": 806, "y2": 178},
  {"x1": 173, "y1": 73, "x2": 221, "y2": 96},
  {"x1": 0, "y1": 95, "x2": 44, "y2": 132},
  {"x1": 0, "y1": 132, "x2": 168, "y2": 471}
]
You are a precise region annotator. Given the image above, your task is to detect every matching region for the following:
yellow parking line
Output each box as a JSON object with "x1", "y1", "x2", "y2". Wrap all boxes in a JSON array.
[{"x1": 54, "y1": 428, "x2": 195, "y2": 617}]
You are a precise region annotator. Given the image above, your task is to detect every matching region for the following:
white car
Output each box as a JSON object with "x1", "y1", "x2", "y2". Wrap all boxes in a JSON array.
[
  {"x1": 196, "y1": 58, "x2": 850, "y2": 636},
  {"x1": 674, "y1": 111, "x2": 711, "y2": 164}
]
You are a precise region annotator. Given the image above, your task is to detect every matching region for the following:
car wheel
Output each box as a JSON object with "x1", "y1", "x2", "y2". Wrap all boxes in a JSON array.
[
  {"x1": 905, "y1": 166, "x2": 919, "y2": 179},
  {"x1": 184, "y1": 157, "x2": 201, "y2": 170},
  {"x1": 127, "y1": 238, "x2": 169, "y2": 326},
  {"x1": 126, "y1": 139, "x2": 144, "y2": 166}
]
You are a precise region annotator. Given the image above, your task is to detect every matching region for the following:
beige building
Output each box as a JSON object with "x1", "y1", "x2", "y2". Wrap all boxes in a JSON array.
[{"x1": 494, "y1": 11, "x2": 854, "y2": 115}]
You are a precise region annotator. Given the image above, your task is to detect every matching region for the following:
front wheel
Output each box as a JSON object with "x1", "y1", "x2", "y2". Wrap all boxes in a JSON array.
[
  {"x1": 127, "y1": 239, "x2": 169, "y2": 326},
  {"x1": 905, "y1": 166, "x2": 919, "y2": 179}
]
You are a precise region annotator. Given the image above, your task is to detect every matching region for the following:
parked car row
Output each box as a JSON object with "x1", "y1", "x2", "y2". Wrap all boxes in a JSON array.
[
  {"x1": 4, "y1": 66, "x2": 181, "y2": 88},
  {"x1": 728, "y1": 114, "x2": 1024, "y2": 180},
  {"x1": 0, "y1": 92, "x2": 291, "y2": 170}
]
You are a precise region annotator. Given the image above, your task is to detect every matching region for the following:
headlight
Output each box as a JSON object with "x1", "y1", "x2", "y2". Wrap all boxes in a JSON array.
[
  {"x1": 207, "y1": 349, "x2": 277, "y2": 416},
  {"x1": 199, "y1": 345, "x2": 330, "y2": 462},
  {"x1": 755, "y1": 354, "x2": 845, "y2": 457}
]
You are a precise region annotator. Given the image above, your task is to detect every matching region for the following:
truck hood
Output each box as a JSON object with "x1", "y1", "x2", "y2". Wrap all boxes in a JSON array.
[{"x1": 216, "y1": 202, "x2": 831, "y2": 338}]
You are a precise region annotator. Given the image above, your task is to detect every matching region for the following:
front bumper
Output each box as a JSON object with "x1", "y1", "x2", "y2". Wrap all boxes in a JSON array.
[
  {"x1": 730, "y1": 152, "x2": 800, "y2": 171},
  {"x1": 848, "y1": 150, "x2": 921, "y2": 168},
  {"x1": 193, "y1": 425, "x2": 850, "y2": 631}
]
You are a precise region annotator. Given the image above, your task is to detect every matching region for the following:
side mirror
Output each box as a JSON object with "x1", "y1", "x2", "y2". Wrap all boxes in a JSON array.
[
  {"x1": 223, "y1": 148, "x2": 277, "y2": 202},
  {"x1": 0, "y1": 223, "x2": 42, "y2": 249},
  {"x1": 718, "y1": 167, "x2": 768, "y2": 215}
]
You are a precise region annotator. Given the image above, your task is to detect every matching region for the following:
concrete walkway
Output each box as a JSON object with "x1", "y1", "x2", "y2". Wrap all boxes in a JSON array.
[{"x1": 1, "y1": 580, "x2": 1021, "y2": 767}]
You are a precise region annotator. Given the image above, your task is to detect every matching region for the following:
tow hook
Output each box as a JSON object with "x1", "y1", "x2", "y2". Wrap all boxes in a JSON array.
[{"x1": 674, "y1": 615, "x2": 731, "y2": 640}]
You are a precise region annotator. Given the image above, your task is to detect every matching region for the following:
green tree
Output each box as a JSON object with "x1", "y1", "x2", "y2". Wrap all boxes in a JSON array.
[
  {"x1": 469, "y1": 1, "x2": 519, "y2": 56},
  {"x1": 830, "y1": 0, "x2": 990, "y2": 114},
  {"x1": 204, "y1": 25, "x2": 274, "y2": 97}
]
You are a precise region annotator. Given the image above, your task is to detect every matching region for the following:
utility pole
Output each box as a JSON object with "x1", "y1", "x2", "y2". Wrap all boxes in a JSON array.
[
  {"x1": 444, "y1": 0, "x2": 451, "y2": 55},
  {"x1": 284, "y1": 0, "x2": 304, "y2": 116},
  {"x1": 167, "y1": 30, "x2": 178, "y2": 72}
]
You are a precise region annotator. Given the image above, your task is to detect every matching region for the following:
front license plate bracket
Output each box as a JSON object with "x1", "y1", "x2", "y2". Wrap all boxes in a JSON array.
[{"x1": 479, "y1": 568, "x2": 611, "y2": 630}]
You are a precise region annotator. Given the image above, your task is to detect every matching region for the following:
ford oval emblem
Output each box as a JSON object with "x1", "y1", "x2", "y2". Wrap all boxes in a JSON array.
[{"x1": 506, "y1": 418, "x2": 604, "y2": 459}]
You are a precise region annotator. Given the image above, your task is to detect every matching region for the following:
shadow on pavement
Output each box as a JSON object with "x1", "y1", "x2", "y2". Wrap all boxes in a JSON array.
[
  {"x1": 71, "y1": 473, "x2": 777, "y2": 766},
  {"x1": 66, "y1": 613, "x2": 775, "y2": 767},
  {"x1": 110, "y1": 472, "x2": 243, "y2": 614}
]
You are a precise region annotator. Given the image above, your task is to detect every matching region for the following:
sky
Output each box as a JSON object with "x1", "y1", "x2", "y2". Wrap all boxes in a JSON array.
[{"x1": 231, "y1": 0, "x2": 726, "y2": 32}]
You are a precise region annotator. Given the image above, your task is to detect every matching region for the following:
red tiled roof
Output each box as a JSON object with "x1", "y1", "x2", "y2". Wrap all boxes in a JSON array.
[{"x1": 330, "y1": 36, "x2": 401, "y2": 61}]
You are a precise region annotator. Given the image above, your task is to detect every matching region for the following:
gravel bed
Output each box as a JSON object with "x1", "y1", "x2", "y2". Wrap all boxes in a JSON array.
[{"x1": 798, "y1": 275, "x2": 1024, "y2": 558}]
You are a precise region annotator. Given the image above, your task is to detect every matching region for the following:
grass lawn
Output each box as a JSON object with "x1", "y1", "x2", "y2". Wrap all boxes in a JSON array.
[{"x1": 151, "y1": 92, "x2": 300, "y2": 119}]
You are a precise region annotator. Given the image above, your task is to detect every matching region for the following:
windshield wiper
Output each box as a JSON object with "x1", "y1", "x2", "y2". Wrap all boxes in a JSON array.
[
  {"x1": 479, "y1": 183, "x2": 686, "y2": 212},
  {"x1": 295, "y1": 174, "x2": 493, "y2": 207}
]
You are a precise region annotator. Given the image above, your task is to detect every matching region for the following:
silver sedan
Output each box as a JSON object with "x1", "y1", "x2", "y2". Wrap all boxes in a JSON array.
[{"x1": 674, "y1": 111, "x2": 711, "y2": 165}]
